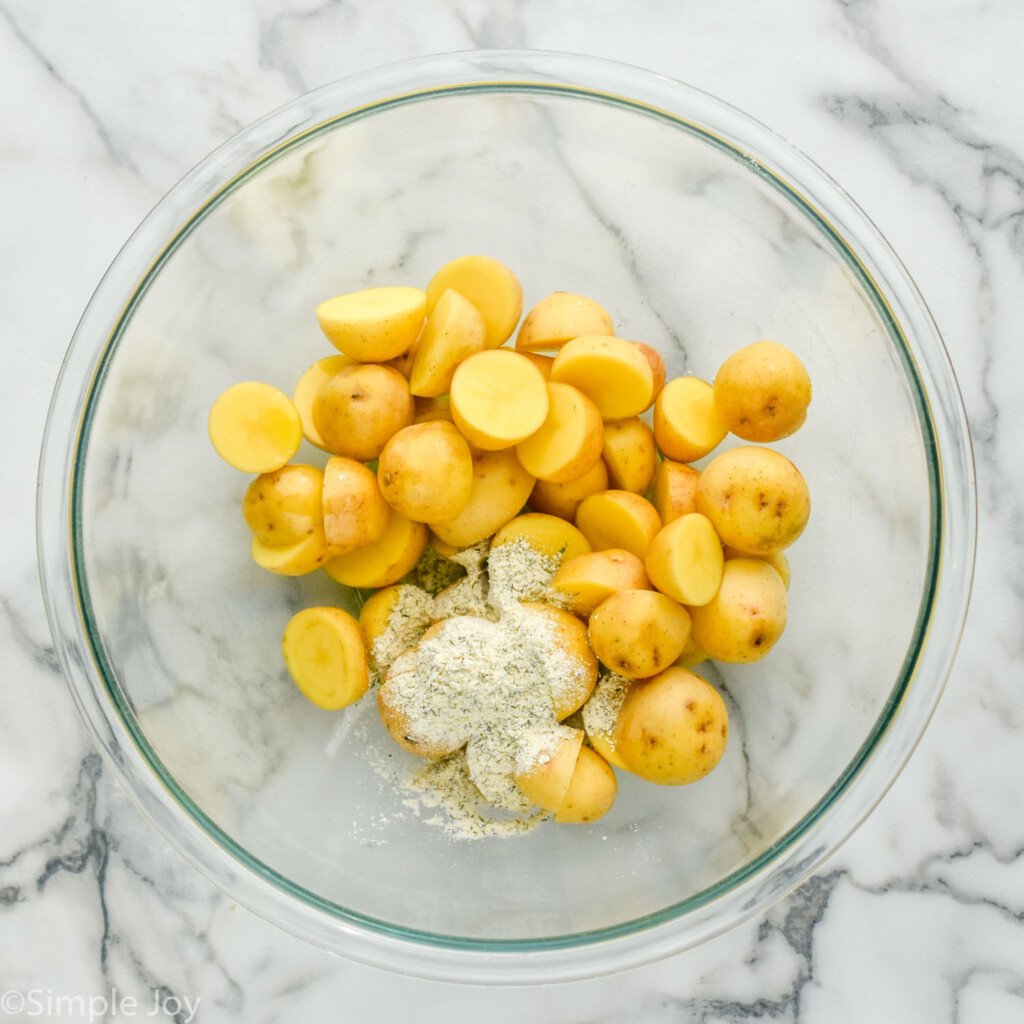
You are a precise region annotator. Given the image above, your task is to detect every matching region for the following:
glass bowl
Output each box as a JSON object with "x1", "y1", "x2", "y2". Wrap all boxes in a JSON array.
[{"x1": 37, "y1": 51, "x2": 975, "y2": 983}]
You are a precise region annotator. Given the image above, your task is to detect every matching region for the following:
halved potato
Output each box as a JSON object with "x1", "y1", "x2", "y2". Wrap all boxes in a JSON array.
[
  {"x1": 653, "y1": 376, "x2": 728, "y2": 463},
  {"x1": 243, "y1": 464, "x2": 324, "y2": 547},
  {"x1": 282, "y1": 607, "x2": 369, "y2": 710},
  {"x1": 550, "y1": 335, "x2": 654, "y2": 420},
  {"x1": 491, "y1": 513, "x2": 591, "y2": 562},
  {"x1": 514, "y1": 727, "x2": 585, "y2": 811},
  {"x1": 651, "y1": 460, "x2": 701, "y2": 525},
  {"x1": 554, "y1": 746, "x2": 617, "y2": 823},
  {"x1": 426, "y1": 255, "x2": 523, "y2": 348},
  {"x1": 252, "y1": 528, "x2": 330, "y2": 576},
  {"x1": 316, "y1": 286, "x2": 426, "y2": 361},
  {"x1": 515, "y1": 292, "x2": 613, "y2": 352},
  {"x1": 293, "y1": 355, "x2": 355, "y2": 449},
  {"x1": 409, "y1": 288, "x2": 486, "y2": 397},
  {"x1": 529, "y1": 459, "x2": 609, "y2": 521},
  {"x1": 515, "y1": 382, "x2": 603, "y2": 483},
  {"x1": 601, "y1": 417, "x2": 658, "y2": 493},
  {"x1": 322, "y1": 510, "x2": 427, "y2": 588},
  {"x1": 519, "y1": 602, "x2": 598, "y2": 719},
  {"x1": 208, "y1": 381, "x2": 302, "y2": 473},
  {"x1": 631, "y1": 341, "x2": 667, "y2": 404},
  {"x1": 575, "y1": 490, "x2": 662, "y2": 561},
  {"x1": 645, "y1": 513, "x2": 724, "y2": 607},
  {"x1": 550, "y1": 549, "x2": 651, "y2": 618}
]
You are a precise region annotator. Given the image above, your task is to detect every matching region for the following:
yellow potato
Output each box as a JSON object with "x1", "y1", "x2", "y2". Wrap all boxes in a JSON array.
[
  {"x1": 316, "y1": 285, "x2": 426, "y2": 361},
  {"x1": 550, "y1": 549, "x2": 651, "y2": 618},
  {"x1": 550, "y1": 335, "x2": 654, "y2": 420},
  {"x1": 651, "y1": 460, "x2": 701, "y2": 525},
  {"x1": 675, "y1": 632, "x2": 709, "y2": 668},
  {"x1": 491, "y1": 513, "x2": 592, "y2": 563},
  {"x1": 293, "y1": 355, "x2": 355, "y2": 449},
  {"x1": 515, "y1": 382, "x2": 603, "y2": 482},
  {"x1": 242, "y1": 464, "x2": 323, "y2": 547},
  {"x1": 520, "y1": 603, "x2": 598, "y2": 720},
  {"x1": 580, "y1": 673, "x2": 631, "y2": 770},
  {"x1": 588, "y1": 589, "x2": 691, "y2": 679},
  {"x1": 208, "y1": 381, "x2": 302, "y2": 473},
  {"x1": 450, "y1": 349, "x2": 549, "y2": 450},
  {"x1": 723, "y1": 545, "x2": 791, "y2": 589},
  {"x1": 384, "y1": 329, "x2": 422, "y2": 380},
  {"x1": 312, "y1": 364, "x2": 414, "y2": 461},
  {"x1": 429, "y1": 449, "x2": 535, "y2": 548},
  {"x1": 426, "y1": 255, "x2": 523, "y2": 348},
  {"x1": 359, "y1": 585, "x2": 402, "y2": 667},
  {"x1": 555, "y1": 746, "x2": 617, "y2": 823},
  {"x1": 322, "y1": 510, "x2": 427, "y2": 589},
  {"x1": 429, "y1": 532, "x2": 463, "y2": 559},
  {"x1": 575, "y1": 490, "x2": 662, "y2": 561},
  {"x1": 588, "y1": 732, "x2": 628, "y2": 771},
  {"x1": 615, "y1": 667, "x2": 728, "y2": 785},
  {"x1": 601, "y1": 417, "x2": 658, "y2": 493},
  {"x1": 631, "y1": 342, "x2": 667, "y2": 404},
  {"x1": 515, "y1": 292, "x2": 614, "y2": 352},
  {"x1": 409, "y1": 288, "x2": 486, "y2": 397},
  {"x1": 653, "y1": 376, "x2": 728, "y2": 463},
  {"x1": 378, "y1": 655, "x2": 464, "y2": 760},
  {"x1": 322, "y1": 456, "x2": 390, "y2": 554},
  {"x1": 413, "y1": 394, "x2": 453, "y2": 424},
  {"x1": 518, "y1": 351, "x2": 555, "y2": 380},
  {"x1": 645, "y1": 513, "x2": 724, "y2": 607},
  {"x1": 514, "y1": 727, "x2": 584, "y2": 811},
  {"x1": 714, "y1": 341, "x2": 812, "y2": 441},
  {"x1": 688, "y1": 557, "x2": 787, "y2": 663},
  {"x1": 252, "y1": 528, "x2": 330, "y2": 576},
  {"x1": 377, "y1": 422, "x2": 474, "y2": 523},
  {"x1": 529, "y1": 459, "x2": 609, "y2": 521},
  {"x1": 696, "y1": 446, "x2": 810, "y2": 554},
  {"x1": 282, "y1": 607, "x2": 369, "y2": 711}
]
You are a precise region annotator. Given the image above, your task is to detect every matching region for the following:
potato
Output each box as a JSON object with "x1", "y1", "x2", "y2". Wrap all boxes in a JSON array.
[
  {"x1": 550, "y1": 335, "x2": 654, "y2": 420},
  {"x1": 688, "y1": 557, "x2": 787, "y2": 663},
  {"x1": 378, "y1": 651, "x2": 465, "y2": 760},
  {"x1": 601, "y1": 417, "x2": 657, "y2": 493},
  {"x1": 322, "y1": 509, "x2": 427, "y2": 588},
  {"x1": 316, "y1": 285, "x2": 426, "y2": 361},
  {"x1": 430, "y1": 532, "x2": 463, "y2": 559},
  {"x1": 588, "y1": 589, "x2": 691, "y2": 679},
  {"x1": 409, "y1": 288, "x2": 486, "y2": 397},
  {"x1": 555, "y1": 746, "x2": 617, "y2": 823},
  {"x1": 413, "y1": 394, "x2": 453, "y2": 424},
  {"x1": 645, "y1": 513, "x2": 724, "y2": 607},
  {"x1": 243, "y1": 464, "x2": 323, "y2": 547},
  {"x1": 714, "y1": 341, "x2": 811, "y2": 441},
  {"x1": 293, "y1": 355, "x2": 355, "y2": 448},
  {"x1": 377, "y1": 422, "x2": 474, "y2": 522},
  {"x1": 631, "y1": 342, "x2": 667, "y2": 403},
  {"x1": 384, "y1": 330, "x2": 422, "y2": 380},
  {"x1": 518, "y1": 351, "x2": 555, "y2": 380},
  {"x1": 208, "y1": 381, "x2": 302, "y2": 473},
  {"x1": 696, "y1": 446, "x2": 810, "y2": 554},
  {"x1": 252, "y1": 529, "x2": 330, "y2": 576},
  {"x1": 529, "y1": 459, "x2": 608, "y2": 521},
  {"x1": 491, "y1": 513, "x2": 591, "y2": 562},
  {"x1": 520, "y1": 603, "x2": 598, "y2": 719},
  {"x1": 675, "y1": 632, "x2": 709, "y2": 668},
  {"x1": 515, "y1": 382, "x2": 603, "y2": 482},
  {"x1": 426, "y1": 255, "x2": 523, "y2": 348},
  {"x1": 550, "y1": 549, "x2": 651, "y2": 618},
  {"x1": 282, "y1": 607, "x2": 369, "y2": 710},
  {"x1": 614, "y1": 667, "x2": 728, "y2": 785},
  {"x1": 575, "y1": 490, "x2": 662, "y2": 561},
  {"x1": 653, "y1": 376, "x2": 728, "y2": 463},
  {"x1": 320, "y1": 456, "x2": 389, "y2": 554},
  {"x1": 651, "y1": 460, "x2": 700, "y2": 525},
  {"x1": 514, "y1": 726, "x2": 584, "y2": 811},
  {"x1": 429, "y1": 449, "x2": 535, "y2": 547},
  {"x1": 580, "y1": 673, "x2": 631, "y2": 769},
  {"x1": 312, "y1": 363, "x2": 414, "y2": 461},
  {"x1": 723, "y1": 545, "x2": 790, "y2": 589},
  {"x1": 515, "y1": 292, "x2": 614, "y2": 352},
  {"x1": 450, "y1": 349, "x2": 549, "y2": 451},
  {"x1": 359, "y1": 585, "x2": 402, "y2": 667}
]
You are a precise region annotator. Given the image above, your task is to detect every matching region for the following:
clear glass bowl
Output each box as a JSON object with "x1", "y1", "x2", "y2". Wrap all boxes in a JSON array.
[{"x1": 37, "y1": 51, "x2": 976, "y2": 983}]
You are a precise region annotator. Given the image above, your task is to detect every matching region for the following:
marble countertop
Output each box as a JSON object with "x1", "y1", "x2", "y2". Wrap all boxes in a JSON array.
[{"x1": 3, "y1": 1, "x2": 1022, "y2": 1020}]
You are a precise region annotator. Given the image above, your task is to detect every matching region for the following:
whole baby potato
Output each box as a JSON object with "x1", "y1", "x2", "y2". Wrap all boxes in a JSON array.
[
  {"x1": 696, "y1": 446, "x2": 810, "y2": 554},
  {"x1": 588, "y1": 589, "x2": 691, "y2": 679},
  {"x1": 243, "y1": 464, "x2": 323, "y2": 547},
  {"x1": 688, "y1": 557, "x2": 787, "y2": 663},
  {"x1": 312, "y1": 363, "x2": 414, "y2": 461},
  {"x1": 614, "y1": 667, "x2": 728, "y2": 785}
]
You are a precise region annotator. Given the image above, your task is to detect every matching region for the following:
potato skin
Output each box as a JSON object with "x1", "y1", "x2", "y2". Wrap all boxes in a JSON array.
[
  {"x1": 588, "y1": 589, "x2": 691, "y2": 679},
  {"x1": 601, "y1": 417, "x2": 658, "y2": 493},
  {"x1": 651, "y1": 460, "x2": 700, "y2": 525},
  {"x1": 243, "y1": 464, "x2": 323, "y2": 547},
  {"x1": 322, "y1": 457, "x2": 390, "y2": 554},
  {"x1": 554, "y1": 746, "x2": 617, "y2": 823},
  {"x1": 550, "y1": 548, "x2": 651, "y2": 618},
  {"x1": 529, "y1": 459, "x2": 609, "y2": 521},
  {"x1": 614, "y1": 667, "x2": 728, "y2": 785}
]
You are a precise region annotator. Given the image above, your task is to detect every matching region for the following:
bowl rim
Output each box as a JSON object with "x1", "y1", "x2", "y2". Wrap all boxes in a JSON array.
[{"x1": 37, "y1": 49, "x2": 976, "y2": 984}]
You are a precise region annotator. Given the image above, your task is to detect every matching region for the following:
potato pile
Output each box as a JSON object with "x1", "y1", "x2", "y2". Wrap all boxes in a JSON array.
[{"x1": 208, "y1": 254, "x2": 812, "y2": 824}]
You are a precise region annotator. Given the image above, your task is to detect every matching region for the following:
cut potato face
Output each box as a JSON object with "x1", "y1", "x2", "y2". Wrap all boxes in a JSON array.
[
  {"x1": 588, "y1": 588, "x2": 691, "y2": 679},
  {"x1": 519, "y1": 603, "x2": 597, "y2": 720},
  {"x1": 601, "y1": 417, "x2": 658, "y2": 494},
  {"x1": 696, "y1": 446, "x2": 810, "y2": 554},
  {"x1": 653, "y1": 376, "x2": 728, "y2": 463},
  {"x1": 515, "y1": 292, "x2": 614, "y2": 353},
  {"x1": 652, "y1": 460, "x2": 701, "y2": 525},
  {"x1": 631, "y1": 342, "x2": 667, "y2": 404},
  {"x1": 377, "y1": 421, "x2": 474, "y2": 523},
  {"x1": 550, "y1": 335, "x2": 654, "y2": 420},
  {"x1": 551, "y1": 548, "x2": 651, "y2": 618},
  {"x1": 515, "y1": 382, "x2": 603, "y2": 483},
  {"x1": 409, "y1": 288, "x2": 486, "y2": 398},
  {"x1": 723, "y1": 545, "x2": 790, "y2": 589},
  {"x1": 282, "y1": 606, "x2": 369, "y2": 710},
  {"x1": 322, "y1": 456, "x2": 390, "y2": 554},
  {"x1": 645, "y1": 513, "x2": 724, "y2": 607},
  {"x1": 714, "y1": 340, "x2": 811, "y2": 442},
  {"x1": 575, "y1": 490, "x2": 662, "y2": 561},
  {"x1": 243, "y1": 464, "x2": 324, "y2": 547},
  {"x1": 209, "y1": 381, "x2": 302, "y2": 473},
  {"x1": 293, "y1": 355, "x2": 355, "y2": 449},
  {"x1": 316, "y1": 285, "x2": 426, "y2": 361},
  {"x1": 378, "y1": 666, "x2": 463, "y2": 761},
  {"x1": 513, "y1": 727, "x2": 585, "y2": 811},
  {"x1": 322, "y1": 510, "x2": 428, "y2": 589},
  {"x1": 528, "y1": 459, "x2": 609, "y2": 521},
  {"x1": 429, "y1": 448, "x2": 535, "y2": 548},
  {"x1": 426, "y1": 255, "x2": 523, "y2": 348},
  {"x1": 554, "y1": 746, "x2": 617, "y2": 823},
  {"x1": 252, "y1": 528, "x2": 330, "y2": 576},
  {"x1": 450, "y1": 349, "x2": 549, "y2": 451},
  {"x1": 491, "y1": 513, "x2": 592, "y2": 563},
  {"x1": 312, "y1": 363, "x2": 414, "y2": 461}
]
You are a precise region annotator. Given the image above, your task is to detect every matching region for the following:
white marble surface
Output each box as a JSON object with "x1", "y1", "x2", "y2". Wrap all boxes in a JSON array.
[{"x1": 2, "y1": 1, "x2": 1022, "y2": 1020}]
